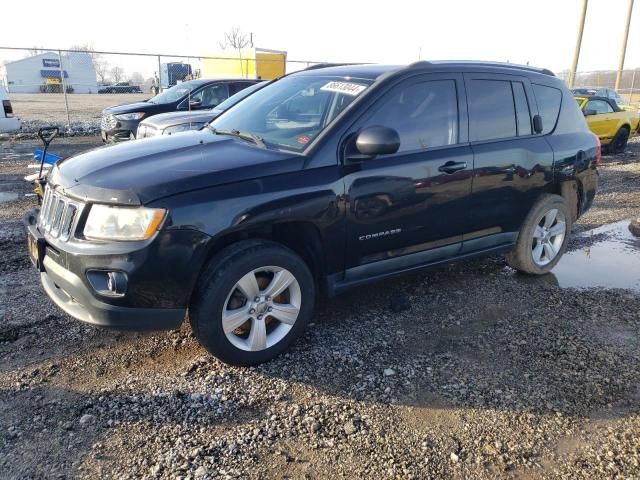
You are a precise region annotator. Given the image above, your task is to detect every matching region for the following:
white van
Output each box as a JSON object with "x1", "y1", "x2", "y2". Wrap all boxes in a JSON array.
[{"x1": 0, "y1": 86, "x2": 21, "y2": 133}]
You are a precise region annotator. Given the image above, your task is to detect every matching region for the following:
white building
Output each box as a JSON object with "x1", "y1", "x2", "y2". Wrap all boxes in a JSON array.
[{"x1": 4, "y1": 52, "x2": 98, "y2": 94}]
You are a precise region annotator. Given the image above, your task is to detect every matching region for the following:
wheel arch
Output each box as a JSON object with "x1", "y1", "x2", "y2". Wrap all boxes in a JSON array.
[{"x1": 195, "y1": 221, "x2": 328, "y2": 296}]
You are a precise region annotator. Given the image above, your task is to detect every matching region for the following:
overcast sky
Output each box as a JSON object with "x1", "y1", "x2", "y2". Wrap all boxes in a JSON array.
[{"x1": 1, "y1": 0, "x2": 637, "y2": 74}]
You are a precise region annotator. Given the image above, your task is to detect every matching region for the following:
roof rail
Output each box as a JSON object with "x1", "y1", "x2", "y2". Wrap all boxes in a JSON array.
[
  {"x1": 405, "y1": 60, "x2": 555, "y2": 77},
  {"x1": 304, "y1": 62, "x2": 360, "y2": 71}
]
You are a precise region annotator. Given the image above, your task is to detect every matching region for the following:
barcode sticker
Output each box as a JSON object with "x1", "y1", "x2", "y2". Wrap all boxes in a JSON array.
[{"x1": 320, "y1": 81, "x2": 367, "y2": 96}]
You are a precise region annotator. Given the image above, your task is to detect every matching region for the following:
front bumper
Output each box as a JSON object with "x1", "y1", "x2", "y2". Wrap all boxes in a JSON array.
[
  {"x1": 101, "y1": 117, "x2": 141, "y2": 143},
  {"x1": 24, "y1": 208, "x2": 208, "y2": 331},
  {"x1": 40, "y1": 255, "x2": 184, "y2": 330}
]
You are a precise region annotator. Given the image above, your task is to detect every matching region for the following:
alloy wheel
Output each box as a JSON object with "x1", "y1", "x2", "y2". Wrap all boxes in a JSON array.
[
  {"x1": 222, "y1": 266, "x2": 301, "y2": 352},
  {"x1": 531, "y1": 208, "x2": 566, "y2": 266}
]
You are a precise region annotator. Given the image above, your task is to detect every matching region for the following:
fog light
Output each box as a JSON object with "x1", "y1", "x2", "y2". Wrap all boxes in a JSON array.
[
  {"x1": 86, "y1": 270, "x2": 127, "y2": 297},
  {"x1": 107, "y1": 271, "x2": 127, "y2": 295}
]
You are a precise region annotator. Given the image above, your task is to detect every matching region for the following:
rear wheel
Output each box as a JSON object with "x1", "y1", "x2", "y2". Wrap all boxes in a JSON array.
[
  {"x1": 189, "y1": 240, "x2": 315, "y2": 366},
  {"x1": 611, "y1": 127, "x2": 630, "y2": 154},
  {"x1": 506, "y1": 194, "x2": 571, "y2": 275}
]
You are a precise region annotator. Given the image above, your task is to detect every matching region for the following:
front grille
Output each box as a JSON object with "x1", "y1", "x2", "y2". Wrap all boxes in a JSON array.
[
  {"x1": 38, "y1": 186, "x2": 84, "y2": 241},
  {"x1": 101, "y1": 114, "x2": 117, "y2": 131}
]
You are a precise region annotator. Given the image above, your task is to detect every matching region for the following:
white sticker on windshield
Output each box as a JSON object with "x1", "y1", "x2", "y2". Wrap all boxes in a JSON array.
[{"x1": 320, "y1": 81, "x2": 366, "y2": 96}]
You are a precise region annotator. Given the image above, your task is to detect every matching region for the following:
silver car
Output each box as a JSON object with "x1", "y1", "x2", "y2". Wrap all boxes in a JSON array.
[{"x1": 137, "y1": 81, "x2": 267, "y2": 139}]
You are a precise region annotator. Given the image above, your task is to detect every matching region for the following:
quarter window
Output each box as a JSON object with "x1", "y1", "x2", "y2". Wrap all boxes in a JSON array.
[
  {"x1": 362, "y1": 80, "x2": 459, "y2": 152},
  {"x1": 532, "y1": 84, "x2": 562, "y2": 135},
  {"x1": 468, "y1": 80, "x2": 517, "y2": 141}
]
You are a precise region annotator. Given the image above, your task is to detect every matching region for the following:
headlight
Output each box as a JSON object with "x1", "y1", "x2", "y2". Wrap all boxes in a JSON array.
[
  {"x1": 84, "y1": 205, "x2": 166, "y2": 241},
  {"x1": 163, "y1": 123, "x2": 204, "y2": 135},
  {"x1": 114, "y1": 112, "x2": 145, "y2": 121}
]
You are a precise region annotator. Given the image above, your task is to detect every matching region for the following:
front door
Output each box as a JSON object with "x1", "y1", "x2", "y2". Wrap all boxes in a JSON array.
[{"x1": 342, "y1": 73, "x2": 473, "y2": 280}]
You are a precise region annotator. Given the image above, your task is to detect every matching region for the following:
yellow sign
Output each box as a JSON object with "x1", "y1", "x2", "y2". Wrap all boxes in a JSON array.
[{"x1": 45, "y1": 77, "x2": 61, "y2": 85}]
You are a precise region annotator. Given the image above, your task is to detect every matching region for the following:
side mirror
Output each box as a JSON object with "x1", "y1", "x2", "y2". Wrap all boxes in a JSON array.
[
  {"x1": 189, "y1": 100, "x2": 202, "y2": 109},
  {"x1": 354, "y1": 126, "x2": 400, "y2": 157},
  {"x1": 533, "y1": 114, "x2": 543, "y2": 134},
  {"x1": 583, "y1": 109, "x2": 597, "y2": 116}
]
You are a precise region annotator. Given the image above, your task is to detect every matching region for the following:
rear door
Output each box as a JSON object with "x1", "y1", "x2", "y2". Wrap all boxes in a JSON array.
[
  {"x1": 343, "y1": 73, "x2": 473, "y2": 277},
  {"x1": 463, "y1": 74, "x2": 555, "y2": 249}
]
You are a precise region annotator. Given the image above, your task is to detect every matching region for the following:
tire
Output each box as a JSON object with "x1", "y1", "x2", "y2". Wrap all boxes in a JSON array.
[
  {"x1": 506, "y1": 194, "x2": 572, "y2": 275},
  {"x1": 189, "y1": 240, "x2": 315, "y2": 366},
  {"x1": 611, "y1": 127, "x2": 630, "y2": 154}
]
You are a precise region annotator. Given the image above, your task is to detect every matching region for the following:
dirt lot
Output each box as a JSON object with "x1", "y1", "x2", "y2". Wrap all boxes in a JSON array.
[
  {"x1": 0, "y1": 137, "x2": 639, "y2": 479},
  {"x1": 7, "y1": 93, "x2": 150, "y2": 132}
]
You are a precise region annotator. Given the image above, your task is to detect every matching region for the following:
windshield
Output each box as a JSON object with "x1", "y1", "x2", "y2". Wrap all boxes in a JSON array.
[
  {"x1": 209, "y1": 75, "x2": 373, "y2": 152},
  {"x1": 148, "y1": 81, "x2": 199, "y2": 104},
  {"x1": 212, "y1": 82, "x2": 267, "y2": 113}
]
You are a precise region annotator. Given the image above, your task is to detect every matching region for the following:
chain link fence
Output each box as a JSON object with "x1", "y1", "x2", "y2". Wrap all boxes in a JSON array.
[
  {"x1": 2, "y1": 46, "x2": 639, "y2": 134},
  {"x1": 0, "y1": 46, "x2": 324, "y2": 134}
]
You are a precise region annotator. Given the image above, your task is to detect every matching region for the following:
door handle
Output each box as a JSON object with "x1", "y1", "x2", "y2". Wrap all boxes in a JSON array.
[{"x1": 438, "y1": 161, "x2": 467, "y2": 174}]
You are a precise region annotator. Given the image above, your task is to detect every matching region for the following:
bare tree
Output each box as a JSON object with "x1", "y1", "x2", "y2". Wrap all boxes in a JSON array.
[
  {"x1": 111, "y1": 66, "x2": 124, "y2": 83},
  {"x1": 219, "y1": 27, "x2": 253, "y2": 76},
  {"x1": 94, "y1": 60, "x2": 110, "y2": 85}
]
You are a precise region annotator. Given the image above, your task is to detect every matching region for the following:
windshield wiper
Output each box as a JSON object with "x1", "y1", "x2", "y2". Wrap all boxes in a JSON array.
[{"x1": 209, "y1": 127, "x2": 267, "y2": 149}]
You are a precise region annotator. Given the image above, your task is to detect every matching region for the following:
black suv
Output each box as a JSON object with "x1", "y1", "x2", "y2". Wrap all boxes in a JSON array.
[
  {"x1": 26, "y1": 62, "x2": 599, "y2": 366},
  {"x1": 100, "y1": 79, "x2": 260, "y2": 142}
]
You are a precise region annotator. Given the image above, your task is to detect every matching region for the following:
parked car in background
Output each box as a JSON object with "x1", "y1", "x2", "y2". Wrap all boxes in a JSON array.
[
  {"x1": 571, "y1": 87, "x2": 633, "y2": 110},
  {"x1": 101, "y1": 79, "x2": 261, "y2": 142},
  {"x1": 137, "y1": 81, "x2": 267, "y2": 138},
  {"x1": 0, "y1": 86, "x2": 20, "y2": 133},
  {"x1": 27, "y1": 62, "x2": 599, "y2": 366},
  {"x1": 575, "y1": 95, "x2": 640, "y2": 153},
  {"x1": 98, "y1": 82, "x2": 144, "y2": 94}
]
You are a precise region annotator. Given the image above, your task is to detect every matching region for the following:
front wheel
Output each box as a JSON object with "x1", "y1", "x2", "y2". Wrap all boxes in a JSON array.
[
  {"x1": 189, "y1": 240, "x2": 315, "y2": 366},
  {"x1": 506, "y1": 194, "x2": 571, "y2": 275}
]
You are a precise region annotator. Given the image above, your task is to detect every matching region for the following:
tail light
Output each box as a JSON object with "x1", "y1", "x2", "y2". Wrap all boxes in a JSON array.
[
  {"x1": 2, "y1": 100, "x2": 14, "y2": 118},
  {"x1": 594, "y1": 134, "x2": 601, "y2": 167}
]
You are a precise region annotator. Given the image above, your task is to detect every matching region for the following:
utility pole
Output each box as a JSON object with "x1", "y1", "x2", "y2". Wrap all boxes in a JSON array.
[
  {"x1": 569, "y1": 0, "x2": 589, "y2": 88},
  {"x1": 615, "y1": 0, "x2": 635, "y2": 91}
]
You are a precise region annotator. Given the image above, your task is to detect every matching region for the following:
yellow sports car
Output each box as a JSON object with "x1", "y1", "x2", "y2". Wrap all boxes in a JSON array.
[{"x1": 576, "y1": 96, "x2": 640, "y2": 153}]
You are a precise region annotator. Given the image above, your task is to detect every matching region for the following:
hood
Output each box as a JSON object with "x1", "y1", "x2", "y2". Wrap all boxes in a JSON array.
[
  {"x1": 103, "y1": 101, "x2": 153, "y2": 115},
  {"x1": 141, "y1": 110, "x2": 216, "y2": 129},
  {"x1": 50, "y1": 130, "x2": 302, "y2": 205}
]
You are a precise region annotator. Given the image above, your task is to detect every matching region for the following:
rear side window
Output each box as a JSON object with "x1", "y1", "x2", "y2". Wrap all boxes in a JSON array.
[
  {"x1": 468, "y1": 80, "x2": 517, "y2": 141},
  {"x1": 362, "y1": 80, "x2": 459, "y2": 152},
  {"x1": 532, "y1": 84, "x2": 562, "y2": 135},
  {"x1": 512, "y1": 82, "x2": 532, "y2": 136}
]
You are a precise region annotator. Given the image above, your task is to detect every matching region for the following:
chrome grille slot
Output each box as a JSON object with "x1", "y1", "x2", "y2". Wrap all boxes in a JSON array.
[
  {"x1": 37, "y1": 186, "x2": 85, "y2": 242},
  {"x1": 60, "y1": 204, "x2": 77, "y2": 241},
  {"x1": 50, "y1": 199, "x2": 66, "y2": 236}
]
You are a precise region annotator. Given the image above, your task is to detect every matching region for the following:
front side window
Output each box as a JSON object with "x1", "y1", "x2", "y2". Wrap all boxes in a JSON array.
[
  {"x1": 210, "y1": 75, "x2": 372, "y2": 152},
  {"x1": 360, "y1": 80, "x2": 458, "y2": 152},
  {"x1": 468, "y1": 80, "x2": 517, "y2": 141},
  {"x1": 585, "y1": 99, "x2": 613, "y2": 114},
  {"x1": 189, "y1": 84, "x2": 229, "y2": 108}
]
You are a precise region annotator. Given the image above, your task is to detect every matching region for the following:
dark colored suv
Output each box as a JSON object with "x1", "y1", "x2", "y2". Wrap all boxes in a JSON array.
[
  {"x1": 26, "y1": 62, "x2": 599, "y2": 366},
  {"x1": 100, "y1": 79, "x2": 260, "y2": 142}
]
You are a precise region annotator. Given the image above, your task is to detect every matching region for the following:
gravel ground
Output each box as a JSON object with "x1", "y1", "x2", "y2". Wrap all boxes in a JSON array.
[{"x1": 0, "y1": 136, "x2": 639, "y2": 479}]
